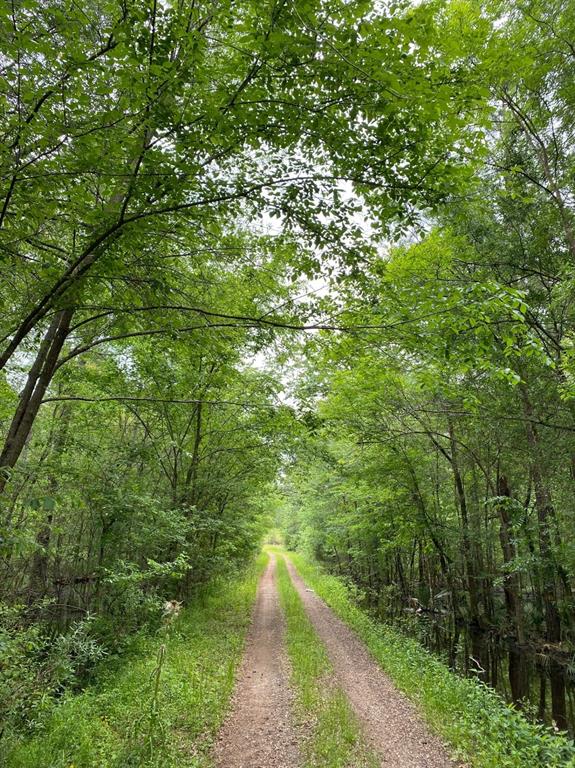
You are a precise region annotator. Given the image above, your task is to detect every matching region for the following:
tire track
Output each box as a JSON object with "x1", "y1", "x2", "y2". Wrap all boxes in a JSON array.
[{"x1": 213, "y1": 554, "x2": 301, "y2": 768}]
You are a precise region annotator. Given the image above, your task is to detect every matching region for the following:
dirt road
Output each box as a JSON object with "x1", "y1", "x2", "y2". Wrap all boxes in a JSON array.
[
  {"x1": 285, "y1": 558, "x2": 455, "y2": 768},
  {"x1": 214, "y1": 554, "x2": 456, "y2": 768}
]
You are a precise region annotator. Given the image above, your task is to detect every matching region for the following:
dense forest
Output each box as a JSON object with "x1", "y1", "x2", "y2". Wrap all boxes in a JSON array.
[{"x1": 2, "y1": 0, "x2": 575, "y2": 762}]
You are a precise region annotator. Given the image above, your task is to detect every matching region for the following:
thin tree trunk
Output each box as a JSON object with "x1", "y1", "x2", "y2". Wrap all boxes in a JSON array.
[
  {"x1": 519, "y1": 381, "x2": 567, "y2": 729},
  {"x1": 496, "y1": 474, "x2": 529, "y2": 704},
  {"x1": 28, "y1": 402, "x2": 72, "y2": 603},
  {"x1": 184, "y1": 400, "x2": 203, "y2": 507},
  {"x1": 448, "y1": 418, "x2": 481, "y2": 629}
]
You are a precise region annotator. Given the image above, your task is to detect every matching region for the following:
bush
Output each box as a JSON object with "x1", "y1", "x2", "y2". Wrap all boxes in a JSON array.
[
  {"x1": 0, "y1": 604, "x2": 106, "y2": 737},
  {"x1": 4, "y1": 554, "x2": 266, "y2": 767}
]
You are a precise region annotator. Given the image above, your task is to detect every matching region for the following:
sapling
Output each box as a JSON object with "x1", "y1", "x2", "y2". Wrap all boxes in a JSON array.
[{"x1": 132, "y1": 599, "x2": 183, "y2": 759}]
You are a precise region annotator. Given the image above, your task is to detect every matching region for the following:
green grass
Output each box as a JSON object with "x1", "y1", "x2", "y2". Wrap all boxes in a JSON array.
[
  {"x1": 274, "y1": 553, "x2": 378, "y2": 768},
  {"x1": 5, "y1": 553, "x2": 268, "y2": 768},
  {"x1": 286, "y1": 551, "x2": 575, "y2": 768}
]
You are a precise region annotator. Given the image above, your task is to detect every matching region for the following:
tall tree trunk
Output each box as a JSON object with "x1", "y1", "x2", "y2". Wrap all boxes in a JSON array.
[
  {"x1": 405, "y1": 454, "x2": 460, "y2": 624},
  {"x1": 496, "y1": 474, "x2": 529, "y2": 705},
  {"x1": 447, "y1": 418, "x2": 481, "y2": 629},
  {"x1": 28, "y1": 402, "x2": 72, "y2": 604},
  {"x1": 184, "y1": 400, "x2": 203, "y2": 507}
]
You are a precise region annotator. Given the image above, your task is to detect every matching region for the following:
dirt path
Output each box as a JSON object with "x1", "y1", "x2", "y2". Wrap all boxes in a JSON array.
[
  {"x1": 213, "y1": 554, "x2": 300, "y2": 768},
  {"x1": 285, "y1": 558, "x2": 457, "y2": 768}
]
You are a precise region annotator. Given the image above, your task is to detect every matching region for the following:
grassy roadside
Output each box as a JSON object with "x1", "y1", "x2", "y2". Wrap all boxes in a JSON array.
[
  {"x1": 5, "y1": 553, "x2": 268, "y2": 768},
  {"x1": 286, "y1": 551, "x2": 575, "y2": 768},
  {"x1": 273, "y1": 551, "x2": 378, "y2": 768}
]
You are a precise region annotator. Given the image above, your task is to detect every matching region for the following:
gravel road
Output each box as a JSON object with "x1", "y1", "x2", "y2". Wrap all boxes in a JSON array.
[{"x1": 214, "y1": 554, "x2": 458, "y2": 767}]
